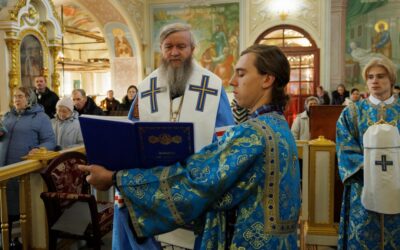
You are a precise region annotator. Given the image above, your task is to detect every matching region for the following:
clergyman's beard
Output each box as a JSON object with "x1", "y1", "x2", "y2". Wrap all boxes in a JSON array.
[{"x1": 160, "y1": 56, "x2": 193, "y2": 99}]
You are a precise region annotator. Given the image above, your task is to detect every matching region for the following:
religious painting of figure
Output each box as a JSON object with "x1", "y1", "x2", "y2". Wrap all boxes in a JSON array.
[
  {"x1": 345, "y1": 1, "x2": 399, "y2": 89},
  {"x1": 113, "y1": 28, "x2": 134, "y2": 58},
  {"x1": 371, "y1": 20, "x2": 391, "y2": 59},
  {"x1": 105, "y1": 23, "x2": 138, "y2": 99},
  {"x1": 20, "y1": 35, "x2": 43, "y2": 88},
  {"x1": 151, "y1": 1, "x2": 240, "y2": 91}
]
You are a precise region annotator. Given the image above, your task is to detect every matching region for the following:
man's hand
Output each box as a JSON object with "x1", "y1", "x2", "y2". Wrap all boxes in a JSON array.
[{"x1": 78, "y1": 164, "x2": 114, "y2": 191}]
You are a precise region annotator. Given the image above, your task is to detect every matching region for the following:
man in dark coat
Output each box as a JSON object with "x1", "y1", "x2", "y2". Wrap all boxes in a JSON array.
[
  {"x1": 100, "y1": 90, "x2": 120, "y2": 115},
  {"x1": 34, "y1": 75, "x2": 59, "y2": 118},
  {"x1": 72, "y1": 89, "x2": 104, "y2": 116}
]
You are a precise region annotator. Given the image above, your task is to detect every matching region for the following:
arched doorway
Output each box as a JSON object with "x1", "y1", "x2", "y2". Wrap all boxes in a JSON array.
[{"x1": 255, "y1": 25, "x2": 319, "y2": 126}]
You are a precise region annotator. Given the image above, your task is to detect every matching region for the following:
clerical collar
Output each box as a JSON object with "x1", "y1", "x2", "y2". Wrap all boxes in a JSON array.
[
  {"x1": 369, "y1": 95, "x2": 395, "y2": 105},
  {"x1": 249, "y1": 104, "x2": 283, "y2": 119}
]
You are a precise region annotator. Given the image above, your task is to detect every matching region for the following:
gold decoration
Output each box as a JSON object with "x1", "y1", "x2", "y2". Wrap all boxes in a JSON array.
[
  {"x1": 5, "y1": 31, "x2": 18, "y2": 38},
  {"x1": 22, "y1": 6, "x2": 39, "y2": 26},
  {"x1": 148, "y1": 134, "x2": 182, "y2": 145},
  {"x1": 308, "y1": 136, "x2": 335, "y2": 146},
  {"x1": 22, "y1": 147, "x2": 60, "y2": 161},
  {"x1": 374, "y1": 20, "x2": 389, "y2": 33},
  {"x1": 50, "y1": 46, "x2": 62, "y2": 95},
  {"x1": 5, "y1": 38, "x2": 21, "y2": 108},
  {"x1": 9, "y1": 0, "x2": 27, "y2": 21},
  {"x1": 39, "y1": 22, "x2": 48, "y2": 38}
]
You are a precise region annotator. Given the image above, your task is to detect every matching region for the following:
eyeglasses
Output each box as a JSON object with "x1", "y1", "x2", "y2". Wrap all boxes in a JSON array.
[{"x1": 13, "y1": 94, "x2": 26, "y2": 99}]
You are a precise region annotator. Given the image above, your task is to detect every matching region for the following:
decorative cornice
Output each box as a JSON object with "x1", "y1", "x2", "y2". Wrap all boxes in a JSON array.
[
  {"x1": 21, "y1": 5, "x2": 39, "y2": 26},
  {"x1": 48, "y1": 0, "x2": 62, "y2": 29},
  {"x1": 249, "y1": 0, "x2": 320, "y2": 33}
]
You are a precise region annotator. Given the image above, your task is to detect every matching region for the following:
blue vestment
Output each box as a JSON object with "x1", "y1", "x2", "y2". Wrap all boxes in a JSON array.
[
  {"x1": 113, "y1": 87, "x2": 234, "y2": 250},
  {"x1": 116, "y1": 110, "x2": 300, "y2": 249},
  {"x1": 336, "y1": 96, "x2": 400, "y2": 249}
]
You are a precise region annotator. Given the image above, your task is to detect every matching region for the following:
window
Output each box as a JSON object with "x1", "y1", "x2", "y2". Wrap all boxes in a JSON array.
[{"x1": 256, "y1": 25, "x2": 319, "y2": 126}]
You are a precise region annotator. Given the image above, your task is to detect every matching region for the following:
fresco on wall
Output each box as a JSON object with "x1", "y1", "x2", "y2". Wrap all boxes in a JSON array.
[
  {"x1": 105, "y1": 23, "x2": 138, "y2": 99},
  {"x1": 345, "y1": 0, "x2": 400, "y2": 92},
  {"x1": 151, "y1": 1, "x2": 240, "y2": 90}
]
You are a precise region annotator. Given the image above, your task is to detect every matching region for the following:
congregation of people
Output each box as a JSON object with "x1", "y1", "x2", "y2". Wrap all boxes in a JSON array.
[{"x1": 0, "y1": 21, "x2": 399, "y2": 250}]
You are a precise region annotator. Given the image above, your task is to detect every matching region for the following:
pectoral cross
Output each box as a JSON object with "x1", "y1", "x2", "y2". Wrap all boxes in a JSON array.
[{"x1": 375, "y1": 155, "x2": 393, "y2": 172}]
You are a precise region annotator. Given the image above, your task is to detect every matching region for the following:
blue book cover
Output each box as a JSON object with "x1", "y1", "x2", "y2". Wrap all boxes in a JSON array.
[{"x1": 79, "y1": 115, "x2": 194, "y2": 171}]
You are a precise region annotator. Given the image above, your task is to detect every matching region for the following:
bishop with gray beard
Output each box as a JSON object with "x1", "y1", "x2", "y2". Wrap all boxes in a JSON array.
[{"x1": 160, "y1": 55, "x2": 193, "y2": 100}]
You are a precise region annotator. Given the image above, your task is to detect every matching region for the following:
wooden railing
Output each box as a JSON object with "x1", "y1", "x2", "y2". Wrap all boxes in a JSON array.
[{"x1": 0, "y1": 146, "x2": 85, "y2": 250}]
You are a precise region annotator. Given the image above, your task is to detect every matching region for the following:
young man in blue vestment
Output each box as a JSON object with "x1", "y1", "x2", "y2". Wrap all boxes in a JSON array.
[
  {"x1": 336, "y1": 58, "x2": 400, "y2": 249},
  {"x1": 80, "y1": 44, "x2": 301, "y2": 249}
]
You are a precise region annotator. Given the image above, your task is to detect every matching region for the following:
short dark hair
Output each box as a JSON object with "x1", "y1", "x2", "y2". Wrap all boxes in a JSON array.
[
  {"x1": 127, "y1": 85, "x2": 138, "y2": 93},
  {"x1": 72, "y1": 89, "x2": 86, "y2": 97},
  {"x1": 350, "y1": 88, "x2": 359, "y2": 94},
  {"x1": 240, "y1": 44, "x2": 290, "y2": 109}
]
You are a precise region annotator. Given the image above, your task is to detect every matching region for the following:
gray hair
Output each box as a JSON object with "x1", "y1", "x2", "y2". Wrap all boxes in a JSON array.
[
  {"x1": 72, "y1": 89, "x2": 87, "y2": 97},
  {"x1": 305, "y1": 96, "x2": 319, "y2": 106},
  {"x1": 159, "y1": 23, "x2": 196, "y2": 48},
  {"x1": 15, "y1": 86, "x2": 37, "y2": 106}
]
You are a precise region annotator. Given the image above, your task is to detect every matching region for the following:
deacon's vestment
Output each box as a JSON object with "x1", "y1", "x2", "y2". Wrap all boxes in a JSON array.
[
  {"x1": 113, "y1": 61, "x2": 234, "y2": 249},
  {"x1": 116, "y1": 106, "x2": 300, "y2": 249},
  {"x1": 336, "y1": 95, "x2": 400, "y2": 249}
]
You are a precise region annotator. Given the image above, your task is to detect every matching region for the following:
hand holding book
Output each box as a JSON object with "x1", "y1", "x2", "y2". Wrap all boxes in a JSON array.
[{"x1": 79, "y1": 115, "x2": 194, "y2": 171}]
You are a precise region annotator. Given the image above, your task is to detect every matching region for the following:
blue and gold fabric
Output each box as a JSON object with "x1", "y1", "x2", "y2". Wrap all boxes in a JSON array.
[
  {"x1": 336, "y1": 96, "x2": 400, "y2": 249},
  {"x1": 117, "y1": 110, "x2": 301, "y2": 249}
]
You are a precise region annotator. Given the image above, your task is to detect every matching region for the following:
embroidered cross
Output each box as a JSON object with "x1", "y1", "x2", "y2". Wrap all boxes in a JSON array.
[
  {"x1": 141, "y1": 77, "x2": 162, "y2": 113},
  {"x1": 188, "y1": 75, "x2": 218, "y2": 111},
  {"x1": 375, "y1": 155, "x2": 393, "y2": 172}
]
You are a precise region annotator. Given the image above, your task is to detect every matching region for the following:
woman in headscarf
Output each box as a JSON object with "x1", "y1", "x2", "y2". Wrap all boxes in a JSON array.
[
  {"x1": 51, "y1": 97, "x2": 83, "y2": 149},
  {"x1": 1, "y1": 86, "x2": 55, "y2": 243}
]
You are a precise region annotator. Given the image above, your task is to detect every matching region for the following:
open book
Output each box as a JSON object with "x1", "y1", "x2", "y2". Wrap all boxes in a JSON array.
[{"x1": 79, "y1": 115, "x2": 194, "y2": 171}]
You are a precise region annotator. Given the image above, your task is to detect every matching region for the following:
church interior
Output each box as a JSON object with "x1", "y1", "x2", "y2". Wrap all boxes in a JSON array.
[{"x1": 0, "y1": 0, "x2": 399, "y2": 249}]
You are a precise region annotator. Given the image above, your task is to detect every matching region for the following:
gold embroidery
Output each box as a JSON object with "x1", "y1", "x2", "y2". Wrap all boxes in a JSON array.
[
  {"x1": 160, "y1": 167, "x2": 185, "y2": 225},
  {"x1": 251, "y1": 118, "x2": 298, "y2": 234},
  {"x1": 243, "y1": 222, "x2": 268, "y2": 249}
]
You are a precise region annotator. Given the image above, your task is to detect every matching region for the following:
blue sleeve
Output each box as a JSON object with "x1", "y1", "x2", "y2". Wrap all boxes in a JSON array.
[
  {"x1": 128, "y1": 95, "x2": 139, "y2": 122},
  {"x1": 215, "y1": 88, "x2": 234, "y2": 128}
]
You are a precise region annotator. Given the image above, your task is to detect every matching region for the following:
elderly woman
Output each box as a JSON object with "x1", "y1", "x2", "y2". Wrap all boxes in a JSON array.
[
  {"x1": 291, "y1": 96, "x2": 320, "y2": 140},
  {"x1": 51, "y1": 97, "x2": 83, "y2": 149},
  {"x1": 1, "y1": 86, "x2": 55, "y2": 244}
]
